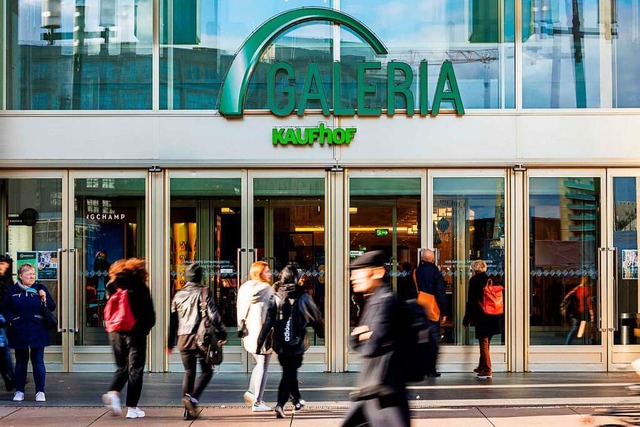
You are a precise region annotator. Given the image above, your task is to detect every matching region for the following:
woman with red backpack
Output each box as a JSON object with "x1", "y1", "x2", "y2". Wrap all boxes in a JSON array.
[{"x1": 462, "y1": 260, "x2": 503, "y2": 379}]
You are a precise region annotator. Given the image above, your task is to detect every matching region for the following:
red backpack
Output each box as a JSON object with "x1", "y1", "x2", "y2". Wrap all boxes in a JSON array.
[
  {"x1": 481, "y1": 279, "x2": 504, "y2": 315},
  {"x1": 104, "y1": 289, "x2": 136, "y2": 332}
]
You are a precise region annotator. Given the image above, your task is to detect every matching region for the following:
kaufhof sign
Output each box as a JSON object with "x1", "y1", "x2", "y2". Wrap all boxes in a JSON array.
[{"x1": 218, "y1": 8, "x2": 464, "y2": 146}]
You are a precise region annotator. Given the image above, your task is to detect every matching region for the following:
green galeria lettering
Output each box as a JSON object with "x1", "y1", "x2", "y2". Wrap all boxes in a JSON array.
[
  {"x1": 333, "y1": 62, "x2": 355, "y2": 116},
  {"x1": 431, "y1": 61, "x2": 465, "y2": 116},
  {"x1": 387, "y1": 62, "x2": 414, "y2": 117},
  {"x1": 356, "y1": 62, "x2": 382, "y2": 116},
  {"x1": 272, "y1": 124, "x2": 357, "y2": 146},
  {"x1": 298, "y1": 63, "x2": 330, "y2": 116},
  {"x1": 267, "y1": 63, "x2": 296, "y2": 117}
]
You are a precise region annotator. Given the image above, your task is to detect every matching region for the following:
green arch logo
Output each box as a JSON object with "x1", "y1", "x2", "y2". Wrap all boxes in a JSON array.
[{"x1": 218, "y1": 7, "x2": 388, "y2": 118}]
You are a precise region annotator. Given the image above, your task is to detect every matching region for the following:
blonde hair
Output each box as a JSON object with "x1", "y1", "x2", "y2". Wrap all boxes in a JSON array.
[
  {"x1": 471, "y1": 260, "x2": 488, "y2": 273},
  {"x1": 248, "y1": 261, "x2": 270, "y2": 282}
]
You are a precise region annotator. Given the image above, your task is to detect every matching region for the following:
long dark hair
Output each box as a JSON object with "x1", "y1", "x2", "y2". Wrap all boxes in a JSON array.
[{"x1": 275, "y1": 264, "x2": 299, "y2": 291}]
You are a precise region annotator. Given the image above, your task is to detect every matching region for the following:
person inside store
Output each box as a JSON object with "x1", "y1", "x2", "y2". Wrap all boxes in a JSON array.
[
  {"x1": 562, "y1": 276, "x2": 595, "y2": 345},
  {"x1": 168, "y1": 263, "x2": 227, "y2": 420},
  {"x1": 0, "y1": 256, "x2": 15, "y2": 392},
  {"x1": 102, "y1": 258, "x2": 156, "y2": 419},
  {"x1": 342, "y1": 250, "x2": 411, "y2": 427},
  {"x1": 414, "y1": 248, "x2": 447, "y2": 377},
  {"x1": 462, "y1": 260, "x2": 503, "y2": 379},
  {"x1": 237, "y1": 260, "x2": 274, "y2": 412},
  {"x1": 4, "y1": 263, "x2": 55, "y2": 402},
  {"x1": 257, "y1": 264, "x2": 325, "y2": 418}
]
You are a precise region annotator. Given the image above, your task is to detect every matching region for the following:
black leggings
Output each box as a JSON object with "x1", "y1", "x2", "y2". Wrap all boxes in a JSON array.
[
  {"x1": 277, "y1": 353, "x2": 303, "y2": 407},
  {"x1": 180, "y1": 348, "x2": 213, "y2": 400},
  {"x1": 109, "y1": 332, "x2": 147, "y2": 407}
]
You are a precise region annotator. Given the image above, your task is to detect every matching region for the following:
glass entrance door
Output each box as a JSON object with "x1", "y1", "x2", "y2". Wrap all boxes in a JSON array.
[
  {"x1": 69, "y1": 172, "x2": 146, "y2": 371},
  {"x1": 526, "y1": 170, "x2": 606, "y2": 371}
]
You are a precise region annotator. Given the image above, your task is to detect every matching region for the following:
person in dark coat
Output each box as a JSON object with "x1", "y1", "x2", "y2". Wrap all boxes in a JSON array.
[
  {"x1": 462, "y1": 260, "x2": 502, "y2": 379},
  {"x1": 168, "y1": 263, "x2": 227, "y2": 420},
  {"x1": 342, "y1": 251, "x2": 412, "y2": 427},
  {"x1": 414, "y1": 248, "x2": 446, "y2": 377},
  {"x1": 0, "y1": 256, "x2": 15, "y2": 392},
  {"x1": 257, "y1": 264, "x2": 324, "y2": 419},
  {"x1": 102, "y1": 258, "x2": 156, "y2": 419},
  {"x1": 4, "y1": 263, "x2": 55, "y2": 402}
]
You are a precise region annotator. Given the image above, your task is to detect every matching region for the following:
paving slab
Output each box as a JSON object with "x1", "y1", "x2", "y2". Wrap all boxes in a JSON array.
[{"x1": 0, "y1": 407, "x2": 107, "y2": 427}]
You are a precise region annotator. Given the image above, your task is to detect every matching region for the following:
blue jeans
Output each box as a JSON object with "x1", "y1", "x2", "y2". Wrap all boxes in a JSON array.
[{"x1": 15, "y1": 347, "x2": 45, "y2": 393}]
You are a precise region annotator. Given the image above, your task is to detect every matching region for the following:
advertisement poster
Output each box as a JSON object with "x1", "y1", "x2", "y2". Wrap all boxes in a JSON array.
[
  {"x1": 37, "y1": 251, "x2": 58, "y2": 280},
  {"x1": 16, "y1": 251, "x2": 37, "y2": 275},
  {"x1": 623, "y1": 249, "x2": 639, "y2": 280}
]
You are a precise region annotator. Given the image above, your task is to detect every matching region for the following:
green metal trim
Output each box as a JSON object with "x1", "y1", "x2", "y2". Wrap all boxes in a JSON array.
[{"x1": 219, "y1": 7, "x2": 388, "y2": 118}]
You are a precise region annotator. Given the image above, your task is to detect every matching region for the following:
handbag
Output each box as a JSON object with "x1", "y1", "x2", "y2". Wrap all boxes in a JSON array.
[
  {"x1": 41, "y1": 302, "x2": 58, "y2": 329},
  {"x1": 195, "y1": 288, "x2": 223, "y2": 366},
  {"x1": 237, "y1": 305, "x2": 251, "y2": 338},
  {"x1": 412, "y1": 270, "x2": 441, "y2": 322}
]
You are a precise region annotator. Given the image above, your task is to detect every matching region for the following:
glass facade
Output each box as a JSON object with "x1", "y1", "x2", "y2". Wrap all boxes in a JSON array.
[{"x1": 5, "y1": 0, "x2": 640, "y2": 110}]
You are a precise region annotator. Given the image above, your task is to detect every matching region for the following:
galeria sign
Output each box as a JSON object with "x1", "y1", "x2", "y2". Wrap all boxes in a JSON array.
[{"x1": 273, "y1": 124, "x2": 356, "y2": 146}]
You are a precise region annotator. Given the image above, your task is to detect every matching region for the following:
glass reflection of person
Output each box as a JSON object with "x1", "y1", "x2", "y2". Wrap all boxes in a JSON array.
[
  {"x1": 0, "y1": 256, "x2": 15, "y2": 392},
  {"x1": 563, "y1": 277, "x2": 595, "y2": 345}
]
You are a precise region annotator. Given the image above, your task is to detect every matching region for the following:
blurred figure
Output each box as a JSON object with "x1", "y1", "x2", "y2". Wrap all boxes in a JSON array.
[
  {"x1": 414, "y1": 249, "x2": 446, "y2": 377},
  {"x1": 237, "y1": 261, "x2": 274, "y2": 412},
  {"x1": 102, "y1": 259, "x2": 156, "y2": 419},
  {"x1": 462, "y1": 260, "x2": 502, "y2": 379},
  {"x1": 562, "y1": 277, "x2": 595, "y2": 345},
  {"x1": 258, "y1": 264, "x2": 324, "y2": 418},
  {"x1": 5, "y1": 263, "x2": 55, "y2": 402},
  {"x1": 396, "y1": 261, "x2": 416, "y2": 301},
  {"x1": 0, "y1": 256, "x2": 15, "y2": 392},
  {"x1": 168, "y1": 263, "x2": 227, "y2": 420},
  {"x1": 342, "y1": 251, "x2": 411, "y2": 427}
]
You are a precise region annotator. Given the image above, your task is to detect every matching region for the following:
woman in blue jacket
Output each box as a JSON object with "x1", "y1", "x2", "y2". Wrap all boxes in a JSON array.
[{"x1": 4, "y1": 263, "x2": 56, "y2": 402}]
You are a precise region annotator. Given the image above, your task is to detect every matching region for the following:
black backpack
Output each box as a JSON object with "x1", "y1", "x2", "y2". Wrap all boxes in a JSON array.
[
  {"x1": 402, "y1": 299, "x2": 431, "y2": 382},
  {"x1": 275, "y1": 297, "x2": 304, "y2": 349},
  {"x1": 195, "y1": 288, "x2": 223, "y2": 366}
]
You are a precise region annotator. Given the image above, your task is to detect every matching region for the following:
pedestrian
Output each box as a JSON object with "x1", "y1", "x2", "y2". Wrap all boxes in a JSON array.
[
  {"x1": 102, "y1": 258, "x2": 156, "y2": 419},
  {"x1": 4, "y1": 263, "x2": 55, "y2": 402},
  {"x1": 414, "y1": 248, "x2": 446, "y2": 377},
  {"x1": 0, "y1": 256, "x2": 15, "y2": 392},
  {"x1": 562, "y1": 277, "x2": 595, "y2": 345},
  {"x1": 257, "y1": 264, "x2": 325, "y2": 418},
  {"x1": 342, "y1": 250, "x2": 412, "y2": 427},
  {"x1": 462, "y1": 260, "x2": 502, "y2": 379},
  {"x1": 168, "y1": 263, "x2": 227, "y2": 420},
  {"x1": 237, "y1": 260, "x2": 274, "y2": 412}
]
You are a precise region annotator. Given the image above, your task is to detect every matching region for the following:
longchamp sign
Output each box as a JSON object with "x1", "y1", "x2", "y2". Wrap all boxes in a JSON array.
[{"x1": 218, "y1": 8, "x2": 464, "y2": 146}]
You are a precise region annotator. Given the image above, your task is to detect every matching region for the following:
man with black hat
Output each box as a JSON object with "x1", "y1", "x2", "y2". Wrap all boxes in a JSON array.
[
  {"x1": 342, "y1": 250, "x2": 411, "y2": 427},
  {"x1": 168, "y1": 262, "x2": 227, "y2": 420}
]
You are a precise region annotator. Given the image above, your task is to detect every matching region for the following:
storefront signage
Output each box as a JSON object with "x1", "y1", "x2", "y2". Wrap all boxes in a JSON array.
[
  {"x1": 273, "y1": 124, "x2": 356, "y2": 146},
  {"x1": 219, "y1": 8, "x2": 464, "y2": 119},
  {"x1": 375, "y1": 229, "x2": 389, "y2": 237}
]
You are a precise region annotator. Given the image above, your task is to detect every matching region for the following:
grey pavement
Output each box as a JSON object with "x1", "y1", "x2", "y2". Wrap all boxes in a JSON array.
[{"x1": 0, "y1": 372, "x2": 639, "y2": 425}]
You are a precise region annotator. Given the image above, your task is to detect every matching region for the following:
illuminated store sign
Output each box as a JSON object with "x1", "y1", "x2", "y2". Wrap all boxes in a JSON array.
[
  {"x1": 272, "y1": 124, "x2": 356, "y2": 146},
  {"x1": 219, "y1": 7, "x2": 464, "y2": 119}
]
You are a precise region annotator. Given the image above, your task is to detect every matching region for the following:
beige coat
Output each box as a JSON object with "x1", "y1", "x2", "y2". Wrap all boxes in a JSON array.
[{"x1": 237, "y1": 279, "x2": 274, "y2": 354}]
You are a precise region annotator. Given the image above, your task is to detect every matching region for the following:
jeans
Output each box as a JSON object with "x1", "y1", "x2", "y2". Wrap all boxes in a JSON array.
[
  {"x1": 478, "y1": 335, "x2": 493, "y2": 374},
  {"x1": 15, "y1": 347, "x2": 45, "y2": 393},
  {"x1": 0, "y1": 329, "x2": 14, "y2": 390},
  {"x1": 248, "y1": 353, "x2": 271, "y2": 403},
  {"x1": 108, "y1": 332, "x2": 147, "y2": 407},
  {"x1": 276, "y1": 353, "x2": 303, "y2": 407},
  {"x1": 565, "y1": 317, "x2": 579, "y2": 345},
  {"x1": 180, "y1": 348, "x2": 213, "y2": 400}
]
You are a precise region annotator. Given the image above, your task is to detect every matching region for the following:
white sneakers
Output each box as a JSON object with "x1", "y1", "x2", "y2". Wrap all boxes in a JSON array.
[
  {"x1": 35, "y1": 392, "x2": 46, "y2": 402},
  {"x1": 252, "y1": 401, "x2": 272, "y2": 412},
  {"x1": 126, "y1": 407, "x2": 146, "y2": 419},
  {"x1": 102, "y1": 392, "x2": 122, "y2": 416},
  {"x1": 12, "y1": 391, "x2": 24, "y2": 402},
  {"x1": 243, "y1": 390, "x2": 255, "y2": 405}
]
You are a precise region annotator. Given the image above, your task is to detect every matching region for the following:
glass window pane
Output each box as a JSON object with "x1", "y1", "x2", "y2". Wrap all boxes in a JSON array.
[
  {"x1": 170, "y1": 178, "x2": 242, "y2": 344},
  {"x1": 341, "y1": 0, "x2": 515, "y2": 110},
  {"x1": 529, "y1": 177, "x2": 600, "y2": 345},
  {"x1": 7, "y1": 0, "x2": 153, "y2": 110},
  {"x1": 348, "y1": 177, "x2": 421, "y2": 328},
  {"x1": 433, "y1": 177, "x2": 506, "y2": 345},
  {"x1": 613, "y1": 0, "x2": 640, "y2": 107},
  {"x1": 522, "y1": 0, "x2": 602, "y2": 108},
  {"x1": 160, "y1": 0, "x2": 330, "y2": 110}
]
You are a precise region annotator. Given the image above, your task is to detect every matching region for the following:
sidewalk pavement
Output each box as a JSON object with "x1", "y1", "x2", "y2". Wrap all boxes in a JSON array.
[{"x1": 0, "y1": 372, "x2": 639, "y2": 426}]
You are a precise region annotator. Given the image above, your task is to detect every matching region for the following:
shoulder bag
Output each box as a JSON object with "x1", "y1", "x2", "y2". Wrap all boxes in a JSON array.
[{"x1": 412, "y1": 269, "x2": 441, "y2": 322}]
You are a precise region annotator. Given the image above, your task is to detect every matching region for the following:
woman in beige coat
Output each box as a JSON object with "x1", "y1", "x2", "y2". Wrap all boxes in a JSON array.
[{"x1": 237, "y1": 261, "x2": 274, "y2": 412}]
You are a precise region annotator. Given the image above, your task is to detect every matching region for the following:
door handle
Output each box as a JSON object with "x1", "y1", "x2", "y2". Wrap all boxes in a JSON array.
[
  {"x1": 236, "y1": 248, "x2": 246, "y2": 286},
  {"x1": 612, "y1": 247, "x2": 619, "y2": 332},
  {"x1": 56, "y1": 249, "x2": 66, "y2": 333},
  {"x1": 69, "y1": 248, "x2": 79, "y2": 333}
]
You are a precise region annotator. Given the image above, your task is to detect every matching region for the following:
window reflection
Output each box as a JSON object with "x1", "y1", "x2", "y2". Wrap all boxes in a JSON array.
[
  {"x1": 7, "y1": 0, "x2": 153, "y2": 110},
  {"x1": 433, "y1": 177, "x2": 506, "y2": 345}
]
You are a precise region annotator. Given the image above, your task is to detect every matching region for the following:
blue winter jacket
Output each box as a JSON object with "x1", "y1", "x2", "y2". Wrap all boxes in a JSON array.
[{"x1": 4, "y1": 281, "x2": 56, "y2": 349}]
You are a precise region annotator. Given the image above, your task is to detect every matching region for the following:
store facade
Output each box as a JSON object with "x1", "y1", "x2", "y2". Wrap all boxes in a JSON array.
[{"x1": 2, "y1": 0, "x2": 640, "y2": 374}]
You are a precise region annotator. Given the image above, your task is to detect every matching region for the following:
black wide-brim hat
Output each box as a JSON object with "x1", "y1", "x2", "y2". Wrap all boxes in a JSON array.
[{"x1": 350, "y1": 250, "x2": 386, "y2": 270}]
